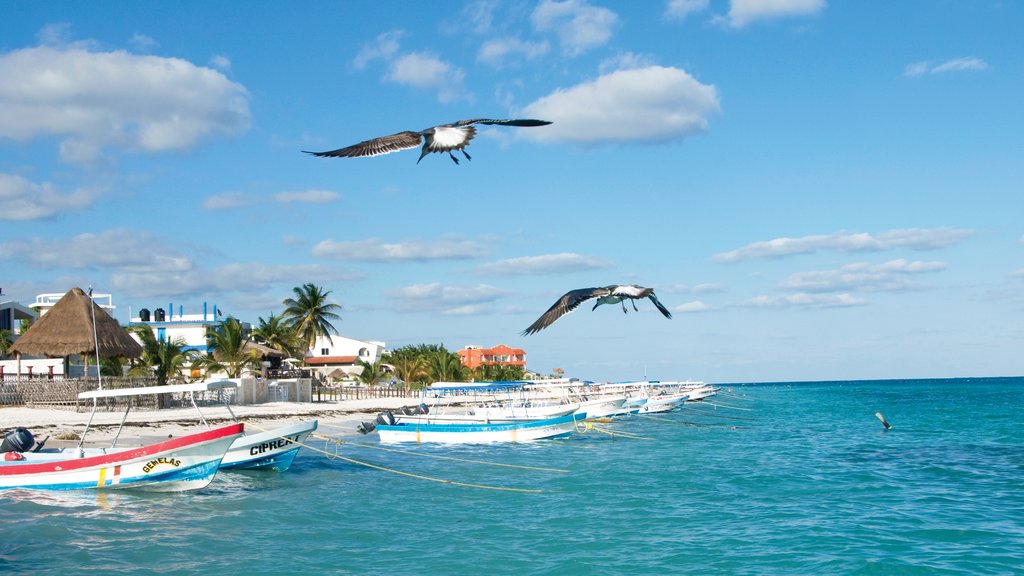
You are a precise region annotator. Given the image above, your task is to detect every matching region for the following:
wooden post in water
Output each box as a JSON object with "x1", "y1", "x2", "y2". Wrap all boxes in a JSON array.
[{"x1": 875, "y1": 412, "x2": 892, "y2": 430}]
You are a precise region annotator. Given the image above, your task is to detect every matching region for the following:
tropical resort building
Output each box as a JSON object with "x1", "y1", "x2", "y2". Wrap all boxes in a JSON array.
[
  {"x1": 1, "y1": 298, "x2": 37, "y2": 335},
  {"x1": 304, "y1": 334, "x2": 386, "y2": 380},
  {"x1": 32, "y1": 292, "x2": 115, "y2": 317},
  {"x1": 127, "y1": 301, "x2": 241, "y2": 353},
  {"x1": 456, "y1": 344, "x2": 527, "y2": 370}
]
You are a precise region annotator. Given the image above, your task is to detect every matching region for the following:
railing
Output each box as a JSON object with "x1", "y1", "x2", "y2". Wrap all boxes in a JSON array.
[
  {"x1": 0, "y1": 377, "x2": 233, "y2": 411},
  {"x1": 312, "y1": 384, "x2": 421, "y2": 402}
]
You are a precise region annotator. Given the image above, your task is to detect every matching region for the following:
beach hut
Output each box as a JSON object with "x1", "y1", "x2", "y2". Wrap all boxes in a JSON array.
[{"x1": 10, "y1": 287, "x2": 142, "y2": 376}]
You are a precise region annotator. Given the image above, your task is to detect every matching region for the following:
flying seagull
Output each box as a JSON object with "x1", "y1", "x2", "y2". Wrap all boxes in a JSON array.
[
  {"x1": 303, "y1": 118, "x2": 552, "y2": 165},
  {"x1": 522, "y1": 285, "x2": 673, "y2": 336}
]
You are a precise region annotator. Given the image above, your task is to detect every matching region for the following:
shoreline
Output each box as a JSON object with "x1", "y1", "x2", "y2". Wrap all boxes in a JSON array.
[{"x1": 0, "y1": 397, "x2": 419, "y2": 445}]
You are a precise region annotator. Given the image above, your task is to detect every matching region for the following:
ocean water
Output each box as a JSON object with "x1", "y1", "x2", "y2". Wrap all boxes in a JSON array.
[{"x1": 2, "y1": 377, "x2": 1022, "y2": 575}]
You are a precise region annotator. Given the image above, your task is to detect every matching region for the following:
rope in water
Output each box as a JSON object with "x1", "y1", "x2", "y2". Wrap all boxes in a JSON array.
[
  {"x1": 573, "y1": 420, "x2": 654, "y2": 440},
  {"x1": 311, "y1": 432, "x2": 570, "y2": 474},
  {"x1": 242, "y1": 421, "x2": 547, "y2": 493}
]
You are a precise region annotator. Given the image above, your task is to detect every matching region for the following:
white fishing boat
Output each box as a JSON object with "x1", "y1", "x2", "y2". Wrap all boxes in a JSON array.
[
  {"x1": 680, "y1": 381, "x2": 719, "y2": 401},
  {"x1": 0, "y1": 421, "x2": 242, "y2": 492},
  {"x1": 374, "y1": 412, "x2": 584, "y2": 444},
  {"x1": 80, "y1": 380, "x2": 318, "y2": 472}
]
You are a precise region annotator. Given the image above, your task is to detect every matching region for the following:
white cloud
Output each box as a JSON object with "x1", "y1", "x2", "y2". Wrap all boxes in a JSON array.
[
  {"x1": 129, "y1": 33, "x2": 158, "y2": 52},
  {"x1": 1, "y1": 229, "x2": 190, "y2": 271},
  {"x1": 598, "y1": 52, "x2": 656, "y2": 74},
  {"x1": 477, "y1": 37, "x2": 550, "y2": 68},
  {"x1": 387, "y1": 282, "x2": 505, "y2": 315},
  {"x1": 665, "y1": 283, "x2": 726, "y2": 294},
  {"x1": 352, "y1": 30, "x2": 404, "y2": 70},
  {"x1": 742, "y1": 292, "x2": 865, "y2": 309},
  {"x1": 520, "y1": 65, "x2": 719, "y2": 145},
  {"x1": 905, "y1": 57, "x2": 989, "y2": 77},
  {"x1": 531, "y1": 0, "x2": 618, "y2": 56},
  {"x1": 210, "y1": 55, "x2": 232, "y2": 71},
  {"x1": 780, "y1": 259, "x2": 947, "y2": 293},
  {"x1": 476, "y1": 252, "x2": 613, "y2": 275},
  {"x1": 665, "y1": 0, "x2": 709, "y2": 21},
  {"x1": 714, "y1": 228, "x2": 975, "y2": 262},
  {"x1": 112, "y1": 262, "x2": 363, "y2": 299},
  {"x1": 202, "y1": 191, "x2": 253, "y2": 210},
  {"x1": 0, "y1": 173, "x2": 101, "y2": 220},
  {"x1": 676, "y1": 300, "x2": 710, "y2": 313},
  {"x1": 312, "y1": 237, "x2": 487, "y2": 262},
  {"x1": 725, "y1": 0, "x2": 826, "y2": 28},
  {"x1": 0, "y1": 44, "x2": 250, "y2": 163},
  {"x1": 457, "y1": 0, "x2": 500, "y2": 34},
  {"x1": 385, "y1": 52, "x2": 468, "y2": 103},
  {"x1": 274, "y1": 189, "x2": 340, "y2": 204}
]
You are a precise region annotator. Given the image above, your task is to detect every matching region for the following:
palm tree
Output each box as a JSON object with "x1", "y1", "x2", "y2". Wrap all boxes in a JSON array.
[
  {"x1": 354, "y1": 359, "x2": 389, "y2": 389},
  {"x1": 130, "y1": 326, "x2": 193, "y2": 407},
  {"x1": 385, "y1": 353, "x2": 430, "y2": 388},
  {"x1": 192, "y1": 317, "x2": 262, "y2": 378},
  {"x1": 251, "y1": 313, "x2": 301, "y2": 358},
  {"x1": 428, "y1": 348, "x2": 467, "y2": 382},
  {"x1": 474, "y1": 363, "x2": 526, "y2": 382},
  {"x1": 282, "y1": 284, "x2": 342, "y2": 355}
]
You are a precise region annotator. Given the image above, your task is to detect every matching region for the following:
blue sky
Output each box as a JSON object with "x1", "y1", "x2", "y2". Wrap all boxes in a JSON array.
[{"x1": 2, "y1": 1, "x2": 1021, "y2": 383}]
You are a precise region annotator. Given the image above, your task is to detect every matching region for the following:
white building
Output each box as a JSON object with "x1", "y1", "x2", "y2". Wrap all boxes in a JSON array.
[
  {"x1": 128, "y1": 301, "x2": 246, "y2": 353},
  {"x1": 304, "y1": 334, "x2": 386, "y2": 380},
  {"x1": 33, "y1": 292, "x2": 114, "y2": 317}
]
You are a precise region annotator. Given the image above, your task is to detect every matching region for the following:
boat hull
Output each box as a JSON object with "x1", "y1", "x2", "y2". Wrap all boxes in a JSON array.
[
  {"x1": 219, "y1": 420, "x2": 318, "y2": 471},
  {"x1": 0, "y1": 423, "x2": 243, "y2": 492},
  {"x1": 376, "y1": 413, "x2": 583, "y2": 444}
]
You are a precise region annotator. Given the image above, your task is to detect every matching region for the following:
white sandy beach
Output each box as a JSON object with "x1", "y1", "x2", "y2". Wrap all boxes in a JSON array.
[{"x1": 0, "y1": 397, "x2": 418, "y2": 445}]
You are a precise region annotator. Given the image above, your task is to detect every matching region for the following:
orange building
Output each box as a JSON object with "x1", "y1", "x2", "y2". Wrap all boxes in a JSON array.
[{"x1": 456, "y1": 344, "x2": 526, "y2": 369}]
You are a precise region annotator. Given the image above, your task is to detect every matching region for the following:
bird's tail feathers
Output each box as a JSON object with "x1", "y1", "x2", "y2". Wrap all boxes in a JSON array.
[{"x1": 649, "y1": 295, "x2": 673, "y2": 319}]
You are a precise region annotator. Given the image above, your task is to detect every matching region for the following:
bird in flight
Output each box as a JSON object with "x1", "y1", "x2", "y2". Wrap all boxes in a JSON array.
[
  {"x1": 521, "y1": 285, "x2": 673, "y2": 336},
  {"x1": 303, "y1": 118, "x2": 552, "y2": 165}
]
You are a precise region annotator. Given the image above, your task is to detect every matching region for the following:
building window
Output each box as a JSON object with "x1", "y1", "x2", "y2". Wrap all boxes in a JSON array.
[
  {"x1": 359, "y1": 347, "x2": 369, "y2": 357},
  {"x1": 320, "y1": 348, "x2": 329, "y2": 356}
]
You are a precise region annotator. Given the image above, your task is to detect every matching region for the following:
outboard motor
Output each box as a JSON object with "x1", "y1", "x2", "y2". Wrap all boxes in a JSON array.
[
  {"x1": 375, "y1": 411, "x2": 396, "y2": 426},
  {"x1": 1, "y1": 427, "x2": 35, "y2": 453},
  {"x1": 356, "y1": 421, "x2": 376, "y2": 435}
]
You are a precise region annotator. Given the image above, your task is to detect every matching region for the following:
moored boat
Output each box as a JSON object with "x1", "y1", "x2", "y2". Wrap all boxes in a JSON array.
[
  {"x1": 80, "y1": 379, "x2": 317, "y2": 473},
  {"x1": 0, "y1": 423, "x2": 243, "y2": 492},
  {"x1": 375, "y1": 412, "x2": 584, "y2": 444}
]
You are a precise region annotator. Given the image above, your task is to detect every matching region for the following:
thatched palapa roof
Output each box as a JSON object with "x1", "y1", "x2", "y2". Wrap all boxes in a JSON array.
[
  {"x1": 10, "y1": 287, "x2": 143, "y2": 359},
  {"x1": 243, "y1": 341, "x2": 284, "y2": 358}
]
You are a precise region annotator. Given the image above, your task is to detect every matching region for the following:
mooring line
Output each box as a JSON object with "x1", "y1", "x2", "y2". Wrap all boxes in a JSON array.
[
  {"x1": 311, "y1": 432, "x2": 570, "y2": 474},
  {"x1": 643, "y1": 414, "x2": 747, "y2": 428},
  {"x1": 241, "y1": 421, "x2": 546, "y2": 493},
  {"x1": 700, "y1": 402, "x2": 754, "y2": 411},
  {"x1": 684, "y1": 408, "x2": 757, "y2": 421},
  {"x1": 574, "y1": 420, "x2": 654, "y2": 440}
]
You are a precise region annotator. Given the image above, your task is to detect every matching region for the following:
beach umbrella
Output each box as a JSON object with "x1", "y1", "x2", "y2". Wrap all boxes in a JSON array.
[{"x1": 10, "y1": 287, "x2": 142, "y2": 360}]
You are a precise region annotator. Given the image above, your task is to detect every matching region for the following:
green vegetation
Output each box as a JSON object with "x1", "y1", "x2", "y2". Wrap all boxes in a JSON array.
[
  {"x1": 281, "y1": 283, "x2": 342, "y2": 353},
  {"x1": 0, "y1": 328, "x2": 11, "y2": 359},
  {"x1": 128, "y1": 325, "x2": 193, "y2": 386},
  {"x1": 192, "y1": 317, "x2": 263, "y2": 378}
]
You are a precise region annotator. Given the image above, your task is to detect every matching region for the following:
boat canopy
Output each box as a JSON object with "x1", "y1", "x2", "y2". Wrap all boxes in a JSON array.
[{"x1": 78, "y1": 379, "x2": 240, "y2": 400}]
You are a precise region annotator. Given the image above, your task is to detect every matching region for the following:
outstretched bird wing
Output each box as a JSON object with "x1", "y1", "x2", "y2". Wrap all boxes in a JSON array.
[
  {"x1": 647, "y1": 292, "x2": 673, "y2": 319},
  {"x1": 303, "y1": 131, "x2": 424, "y2": 158},
  {"x1": 452, "y1": 118, "x2": 553, "y2": 128},
  {"x1": 521, "y1": 287, "x2": 608, "y2": 336}
]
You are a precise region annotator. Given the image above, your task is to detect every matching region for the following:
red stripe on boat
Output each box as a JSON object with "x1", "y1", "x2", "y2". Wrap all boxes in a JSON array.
[{"x1": 0, "y1": 423, "x2": 243, "y2": 477}]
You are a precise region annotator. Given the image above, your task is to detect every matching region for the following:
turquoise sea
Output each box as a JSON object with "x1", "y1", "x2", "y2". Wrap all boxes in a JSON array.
[{"x1": 2, "y1": 377, "x2": 1022, "y2": 575}]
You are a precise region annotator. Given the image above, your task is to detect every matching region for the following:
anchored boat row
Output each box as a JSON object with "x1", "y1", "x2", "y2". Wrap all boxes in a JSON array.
[{"x1": 1, "y1": 377, "x2": 718, "y2": 491}]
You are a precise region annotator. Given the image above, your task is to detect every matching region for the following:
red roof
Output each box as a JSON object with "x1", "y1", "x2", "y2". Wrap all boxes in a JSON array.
[{"x1": 305, "y1": 355, "x2": 359, "y2": 365}]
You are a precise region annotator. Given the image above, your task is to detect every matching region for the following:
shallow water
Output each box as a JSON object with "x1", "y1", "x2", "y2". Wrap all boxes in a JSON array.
[{"x1": 2, "y1": 377, "x2": 1022, "y2": 575}]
